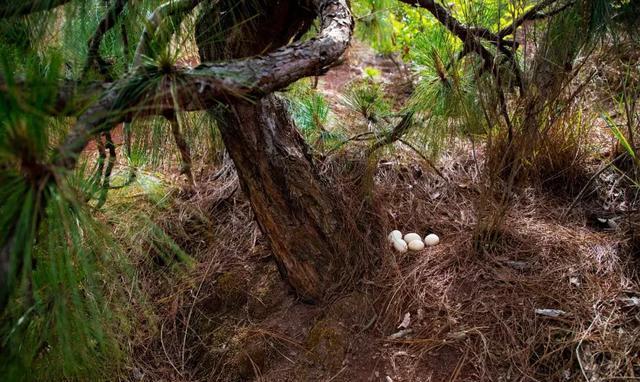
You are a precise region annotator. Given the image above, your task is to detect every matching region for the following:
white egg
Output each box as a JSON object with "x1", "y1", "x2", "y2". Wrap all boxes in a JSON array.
[
  {"x1": 424, "y1": 234, "x2": 440, "y2": 246},
  {"x1": 403, "y1": 232, "x2": 422, "y2": 243},
  {"x1": 392, "y1": 238, "x2": 408, "y2": 253},
  {"x1": 388, "y1": 230, "x2": 403, "y2": 243},
  {"x1": 408, "y1": 240, "x2": 425, "y2": 251}
]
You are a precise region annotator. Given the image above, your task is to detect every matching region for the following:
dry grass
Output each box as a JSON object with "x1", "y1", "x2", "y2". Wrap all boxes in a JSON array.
[
  {"x1": 112, "y1": 139, "x2": 639, "y2": 381},
  {"x1": 101, "y1": 42, "x2": 640, "y2": 382},
  {"x1": 111, "y1": 161, "x2": 265, "y2": 381},
  {"x1": 372, "y1": 144, "x2": 640, "y2": 381}
]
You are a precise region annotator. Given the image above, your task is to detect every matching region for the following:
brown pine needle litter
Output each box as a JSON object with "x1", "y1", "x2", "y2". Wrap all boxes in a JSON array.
[{"x1": 113, "y1": 143, "x2": 640, "y2": 381}]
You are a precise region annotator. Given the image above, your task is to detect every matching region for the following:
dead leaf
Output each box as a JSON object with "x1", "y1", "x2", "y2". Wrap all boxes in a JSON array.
[
  {"x1": 388, "y1": 329, "x2": 413, "y2": 340},
  {"x1": 535, "y1": 308, "x2": 566, "y2": 317},
  {"x1": 397, "y1": 312, "x2": 411, "y2": 329}
]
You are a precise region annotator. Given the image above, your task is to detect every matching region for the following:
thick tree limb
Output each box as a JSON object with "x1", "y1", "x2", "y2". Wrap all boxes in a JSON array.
[
  {"x1": 55, "y1": 0, "x2": 353, "y2": 169},
  {"x1": 0, "y1": 0, "x2": 71, "y2": 18}
]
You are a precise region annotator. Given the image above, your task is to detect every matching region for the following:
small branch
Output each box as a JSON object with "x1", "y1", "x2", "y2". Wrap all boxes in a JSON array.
[
  {"x1": 497, "y1": 86, "x2": 514, "y2": 141},
  {"x1": 398, "y1": 0, "x2": 500, "y2": 78},
  {"x1": 82, "y1": 0, "x2": 129, "y2": 80},
  {"x1": 323, "y1": 131, "x2": 376, "y2": 156},
  {"x1": 366, "y1": 111, "x2": 415, "y2": 156},
  {"x1": 496, "y1": 0, "x2": 572, "y2": 39},
  {"x1": 398, "y1": 138, "x2": 446, "y2": 180},
  {"x1": 96, "y1": 132, "x2": 116, "y2": 209},
  {"x1": 398, "y1": 0, "x2": 491, "y2": 44},
  {"x1": 132, "y1": 0, "x2": 203, "y2": 69},
  {"x1": 165, "y1": 112, "x2": 195, "y2": 185},
  {"x1": 94, "y1": 135, "x2": 107, "y2": 182},
  {"x1": 398, "y1": 0, "x2": 516, "y2": 47},
  {"x1": 111, "y1": 121, "x2": 138, "y2": 188},
  {"x1": 527, "y1": 1, "x2": 575, "y2": 21},
  {"x1": 416, "y1": 0, "x2": 573, "y2": 93}
]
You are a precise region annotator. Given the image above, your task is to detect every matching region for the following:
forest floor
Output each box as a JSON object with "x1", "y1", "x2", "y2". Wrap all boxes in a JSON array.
[{"x1": 112, "y1": 42, "x2": 640, "y2": 381}]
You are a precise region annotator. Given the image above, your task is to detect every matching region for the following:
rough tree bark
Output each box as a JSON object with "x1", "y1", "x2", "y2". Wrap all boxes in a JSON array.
[
  {"x1": 53, "y1": 0, "x2": 353, "y2": 169},
  {"x1": 0, "y1": 0, "x2": 363, "y2": 308},
  {"x1": 217, "y1": 97, "x2": 349, "y2": 302},
  {"x1": 195, "y1": 0, "x2": 366, "y2": 302}
]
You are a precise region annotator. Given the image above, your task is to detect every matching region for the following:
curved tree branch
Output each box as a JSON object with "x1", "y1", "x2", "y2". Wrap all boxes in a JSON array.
[
  {"x1": 403, "y1": 0, "x2": 572, "y2": 87},
  {"x1": 82, "y1": 0, "x2": 129, "y2": 80},
  {"x1": 55, "y1": 0, "x2": 353, "y2": 169},
  {"x1": 397, "y1": 0, "x2": 500, "y2": 73},
  {"x1": 398, "y1": 0, "x2": 484, "y2": 40},
  {"x1": 497, "y1": 0, "x2": 563, "y2": 39},
  {"x1": 132, "y1": 0, "x2": 204, "y2": 68}
]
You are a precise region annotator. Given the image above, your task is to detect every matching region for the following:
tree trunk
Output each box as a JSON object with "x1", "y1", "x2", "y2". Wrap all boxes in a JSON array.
[
  {"x1": 218, "y1": 97, "x2": 351, "y2": 301},
  {"x1": 196, "y1": 0, "x2": 371, "y2": 302}
]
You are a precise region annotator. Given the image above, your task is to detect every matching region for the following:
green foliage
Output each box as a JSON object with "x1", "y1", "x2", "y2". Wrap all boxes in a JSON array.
[
  {"x1": 405, "y1": 30, "x2": 490, "y2": 157},
  {"x1": 0, "y1": 54, "x2": 130, "y2": 381},
  {"x1": 350, "y1": 0, "x2": 512, "y2": 158},
  {"x1": 363, "y1": 66, "x2": 381, "y2": 80},
  {"x1": 0, "y1": 59, "x2": 189, "y2": 382},
  {"x1": 0, "y1": 184, "x2": 129, "y2": 382},
  {"x1": 352, "y1": 0, "x2": 397, "y2": 54},
  {"x1": 604, "y1": 113, "x2": 635, "y2": 159},
  {"x1": 0, "y1": 18, "x2": 34, "y2": 52},
  {"x1": 342, "y1": 78, "x2": 392, "y2": 125},
  {"x1": 600, "y1": 55, "x2": 640, "y2": 174},
  {"x1": 288, "y1": 81, "x2": 330, "y2": 134},
  {"x1": 287, "y1": 80, "x2": 346, "y2": 151},
  {"x1": 453, "y1": 0, "x2": 509, "y2": 27}
]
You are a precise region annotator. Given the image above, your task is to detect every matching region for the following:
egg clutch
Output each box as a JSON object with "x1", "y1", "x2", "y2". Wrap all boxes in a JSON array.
[{"x1": 387, "y1": 230, "x2": 440, "y2": 253}]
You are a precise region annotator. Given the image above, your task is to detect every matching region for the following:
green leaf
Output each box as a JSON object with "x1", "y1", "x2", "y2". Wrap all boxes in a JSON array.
[{"x1": 602, "y1": 112, "x2": 635, "y2": 158}]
